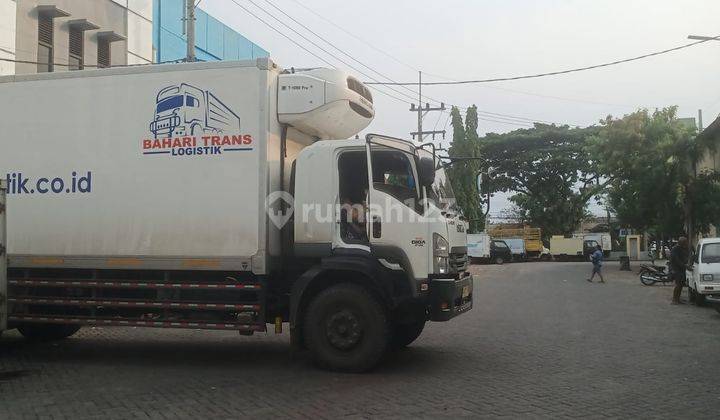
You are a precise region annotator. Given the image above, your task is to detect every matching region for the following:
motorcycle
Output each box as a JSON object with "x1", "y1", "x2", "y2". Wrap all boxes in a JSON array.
[{"x1": 639, "y1": 262, "x2": 672, "y2": 285}]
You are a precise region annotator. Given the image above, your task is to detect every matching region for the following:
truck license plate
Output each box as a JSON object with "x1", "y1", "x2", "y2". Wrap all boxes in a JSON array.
[{"x1": 462, "y1": 285, "x2": 470, "y2": 298}]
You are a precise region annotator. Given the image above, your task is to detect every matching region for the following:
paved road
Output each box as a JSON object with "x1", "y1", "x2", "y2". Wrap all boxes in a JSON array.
[{"x1": 1, "y1": 262, "x2": 719, "y2": 419}]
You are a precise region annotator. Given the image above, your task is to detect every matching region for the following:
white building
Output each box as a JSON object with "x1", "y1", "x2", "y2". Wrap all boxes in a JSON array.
[{"x1": 0, "y1": 0, "x2": 153, "y2": 76}]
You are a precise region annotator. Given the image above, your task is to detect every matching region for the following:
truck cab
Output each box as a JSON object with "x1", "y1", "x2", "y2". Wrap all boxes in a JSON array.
[
  {"x1": 687, "y1": 238, "x2": 720, "y2": 309},
  {"x1": 490, "y1": 239, "x2": 513, "y2": 265}
]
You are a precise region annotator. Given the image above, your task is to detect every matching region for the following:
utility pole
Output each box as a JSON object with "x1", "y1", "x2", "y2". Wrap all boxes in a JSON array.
[
  {"x1": 410, "y1": 71, "x2": 447, "y2": 141},
  {"x1": 185, "y1": 0, "x2": 196, "y2": 62},
  {"x1": 698, "y1": 109, "x2": 704, "y2": 131}
]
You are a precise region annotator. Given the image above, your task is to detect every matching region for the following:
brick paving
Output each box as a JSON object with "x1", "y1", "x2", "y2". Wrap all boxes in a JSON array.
[{"x1": 1, "y1": 262, "x2": 719, "y2": 419}]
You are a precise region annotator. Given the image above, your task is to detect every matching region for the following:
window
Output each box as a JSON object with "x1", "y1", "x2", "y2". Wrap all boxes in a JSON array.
[
  {"x1": 493, "y1": 241, "x2": 508, "y2": 249},
  {"x1": 701, "y1": 243, "x2": 720, "y2": 263},
  {"x1": 69, "y1": 27, "x2": 83, "y2": 70},
  {"x1": 186, "y1": 95, "x2": 199, "y2": 107},
  {"x1": 156, "y1": 96, "x2": 183, "y2": 113},
  {"x1": 338, "y1": 151, "x2": 369, "y2": 244},
  {"x1": 370, "y1": 150, "x2": 421, "y2": 212},
  {"x1": 37, "y1": 15, "x2": 53, "y2": 72},
  {"x1": 97, "y1": 38, "x2": 111, "y2": 68}
]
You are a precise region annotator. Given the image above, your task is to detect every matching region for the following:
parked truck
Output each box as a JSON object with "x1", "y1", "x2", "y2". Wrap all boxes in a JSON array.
[
  {"x1": 488, "y1": 226, "x2": 543, "y2": 259},
  {"x1": 467, "y1": 233, "x2": 512, "y2": 265},
  {"x1": 0, "y1": 59, "x2": 473, "y2": 372},
  {"x1": 550, "y1": 235, "x2": 600, "y2": 261},
  {"x1": 573, "y1": 233, "x2": 612, "y2": 257}
]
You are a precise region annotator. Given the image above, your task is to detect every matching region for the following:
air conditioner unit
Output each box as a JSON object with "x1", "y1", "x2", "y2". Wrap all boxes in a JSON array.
[{"x1": 278, "y1": 68, "x2": 375, "y2": 139}]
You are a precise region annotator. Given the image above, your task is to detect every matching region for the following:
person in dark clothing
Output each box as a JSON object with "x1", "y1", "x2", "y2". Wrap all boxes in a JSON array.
[
  {"x1": 669, "y1": 237, "x2": 690, "y2": 305},
  {"x1": 586, "y1": 244, "x2": 605, "y2": 283}
]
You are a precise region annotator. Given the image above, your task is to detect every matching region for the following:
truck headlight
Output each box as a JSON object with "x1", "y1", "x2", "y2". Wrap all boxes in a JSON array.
[
  {"x1": 433, "y1": 233, "x2": 449, "y2": 274},
  {"x1": 702, "y1": 274, "x2": 714, "y2": 282}
]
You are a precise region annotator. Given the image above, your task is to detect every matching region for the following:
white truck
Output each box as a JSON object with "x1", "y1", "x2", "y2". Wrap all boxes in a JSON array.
[
  {"x1": 573, "y1": 232, "x2": 612, "y2": 257},
  {"x1": 550, "y1": 235, "x2": 600, "y2": 261},
  {"x1": 687, "y1": 238, "x2": 720, "y2": 312},
  {"x1": 0, "y1": 59, "x2": 473, "y2": 372}
]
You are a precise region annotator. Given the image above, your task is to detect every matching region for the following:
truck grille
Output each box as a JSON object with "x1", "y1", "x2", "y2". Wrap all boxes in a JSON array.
[{"x1": 450, "y1": 247, "x2": 468, "y2": 272}]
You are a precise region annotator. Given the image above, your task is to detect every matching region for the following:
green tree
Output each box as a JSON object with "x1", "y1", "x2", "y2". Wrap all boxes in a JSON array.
[
  {"x1": 479, "y1": 124, "x2": 603, "y2": 237},
  {"x1": 589, "y1": 107, "x2": 720, "y2": 241},
  {"x1": 447, "y1": 106, "x2": 484, "y2": 232}
]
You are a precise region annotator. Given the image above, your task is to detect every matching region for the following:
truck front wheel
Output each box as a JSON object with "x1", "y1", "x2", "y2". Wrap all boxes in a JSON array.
[
  {"x1": 390, "y1": 320, "x2": 425, "y2": 349},
  {"x1": 304, "y1": 283, "x2": 388, "y2": 372},
  {"x1": 18, "y1": 324, "x2": 81, "y2": 341}
]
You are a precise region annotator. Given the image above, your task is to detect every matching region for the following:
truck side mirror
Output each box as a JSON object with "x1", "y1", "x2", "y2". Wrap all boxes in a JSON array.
[{"x1": 417, "y1": 156, "x2": 435, "y2": 187}]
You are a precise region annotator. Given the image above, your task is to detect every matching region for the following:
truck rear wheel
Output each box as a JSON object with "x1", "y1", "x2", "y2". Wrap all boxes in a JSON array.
[
  {"x1": 17, "y1": 324, "x2": 81, "y2": 341},
  {"x1": 304, "y1": 283, "x2": 388, "y2": 373},
  {"x1": 390, "y1": 320, "x2": 425, "y2": 349}
]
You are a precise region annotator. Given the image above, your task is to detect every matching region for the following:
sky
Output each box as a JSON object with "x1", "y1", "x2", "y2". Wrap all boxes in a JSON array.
[{"x1": 201, "y1": 0, "x2": 720, "y2": 217}]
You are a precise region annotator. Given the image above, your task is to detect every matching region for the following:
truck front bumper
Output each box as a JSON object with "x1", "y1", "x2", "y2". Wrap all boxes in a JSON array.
[
  {"x1": 427, "y1": 273, "x2": 473, "y2": 321},
  {"x1": 704, "y1": 294, "x2": 720, "y2": 305}
]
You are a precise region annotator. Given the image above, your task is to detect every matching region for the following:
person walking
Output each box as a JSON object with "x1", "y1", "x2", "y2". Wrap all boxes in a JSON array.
[
  {"x1": 670, "y1": 236, "x2": 690, "y2": 305},
  {"x1": 586, "y1": 244, "x2": 605, "y2": 283}
]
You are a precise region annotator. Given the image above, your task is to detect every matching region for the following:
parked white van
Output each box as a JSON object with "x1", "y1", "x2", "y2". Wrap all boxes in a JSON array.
[{"x1": 687, "y1": 238, "x2": 720, "y2": 313}]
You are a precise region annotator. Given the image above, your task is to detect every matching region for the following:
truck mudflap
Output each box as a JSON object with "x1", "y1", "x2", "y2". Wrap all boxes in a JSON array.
[{"x1": 428, "y1": 273, "x2": 473, "y2": 322}]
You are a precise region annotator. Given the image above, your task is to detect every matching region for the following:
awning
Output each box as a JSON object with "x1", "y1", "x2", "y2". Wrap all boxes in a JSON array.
[
  {"x1": 36, "y1": 5, "x2": 71, "y2": 18},
  {"x1": 96, "y1": 31, "x2": 127, "y2": 43},
  {"x1": 67, "y1": 19, "x2": 100, "y2": 31}
]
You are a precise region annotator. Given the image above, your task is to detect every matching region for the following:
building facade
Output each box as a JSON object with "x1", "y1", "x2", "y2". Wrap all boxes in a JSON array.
[
  {"x1": 0, "y1": 0, "x2": 150, "y2": 76},
  {"x1": 0, "y1": 0, "x2": 267, "y2": 77},
  {"x1": 153, "y1": 0, "x2": 268, "y2": 63},
  {"x1": 692, "y1": 115, "x2": 720, "y2": 239}
]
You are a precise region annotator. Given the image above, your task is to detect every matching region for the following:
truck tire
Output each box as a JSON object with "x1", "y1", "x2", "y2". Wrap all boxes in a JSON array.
[
  {"x1": 303, "y1": 283, "x2": 388, "y2": 373},
  {"x1": 17, "y1": 324, "x2": 81, "y2": 341},
  {"x1": 390, "y1": 320, "x2": 425, "y2": 349},
  {"x1": 495, "y1": 256, "x2": 505, "y2": 265}
]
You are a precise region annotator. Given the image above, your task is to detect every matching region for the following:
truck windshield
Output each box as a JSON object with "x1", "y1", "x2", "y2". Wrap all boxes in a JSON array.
[
  {"x1": 702, "y1": 243, "x2": 720, "y2": 263},
  {"x1": 156, "y1": 95, "x2": 183, "y2": 113},
  {"x1": 428, "y1": 166, "x2": 457, "y2": 212}
]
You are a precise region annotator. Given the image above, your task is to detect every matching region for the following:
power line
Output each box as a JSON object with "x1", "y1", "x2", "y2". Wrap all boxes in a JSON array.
[
  {"x1": 0, "y1": 56, "x2": 104, "y2": 68},
  {"x1": 262, "y1": 0, "x2": 420, "y2": 100},
  {"x1": 287, "y1": 0, "x2": 420, "y2": 73},
  {"x1": 365, "y1": 35, "x2": 720, "y2": 86},
  {"x1": 244, "y1": 0, "x2": 419, "y2": 103},
  {"x1": 231, "y1": 0, "x2": 416, "y2": 105},
  {"x1": 241, "y1": 0, "x2": 572, "y2": 127},
  {"x1": 228, "y1": 0, "x2": 335, "y2": 68}
]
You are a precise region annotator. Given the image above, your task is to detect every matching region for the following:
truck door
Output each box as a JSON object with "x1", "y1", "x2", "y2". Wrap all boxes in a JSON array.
[{"x1": 365, "y1": 135, "x2": 429, "y2": 282}]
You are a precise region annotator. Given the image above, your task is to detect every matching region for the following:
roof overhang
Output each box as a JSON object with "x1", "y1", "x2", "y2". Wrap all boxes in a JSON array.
[
  {"x1": 36, "y1": 5, "x2": 71, "y2": 18},
  {"x1": 698, "y1": 116, "x2": 720, "y2": 143},
  {"x1": 97, "y1": 31, "x2": 127, "y2": 43},
  {"x1": 67, "y1": 19, "x2": 100, "y2": 31}
]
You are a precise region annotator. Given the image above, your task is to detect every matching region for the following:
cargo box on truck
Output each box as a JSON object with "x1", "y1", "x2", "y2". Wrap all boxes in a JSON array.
[{"x1": 0, "y1": 59, "x2": 473, "y2": 372}]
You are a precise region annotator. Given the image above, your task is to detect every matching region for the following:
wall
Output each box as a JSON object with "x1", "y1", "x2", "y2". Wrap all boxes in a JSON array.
[
  {"x1": 0, "y1": 0, "x2": 17, "y2": 76},
  {"x1": 111, "y1": 0, "x2": 154, "y2": 65},
  {"x1": 154, "y1": 0, "x2": 268, "y2": 63}
]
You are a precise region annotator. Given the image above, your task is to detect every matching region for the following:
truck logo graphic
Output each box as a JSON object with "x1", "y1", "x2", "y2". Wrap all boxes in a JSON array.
[{"x1": 149, "y1": 83, "x2": 241, "y2": 138}]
